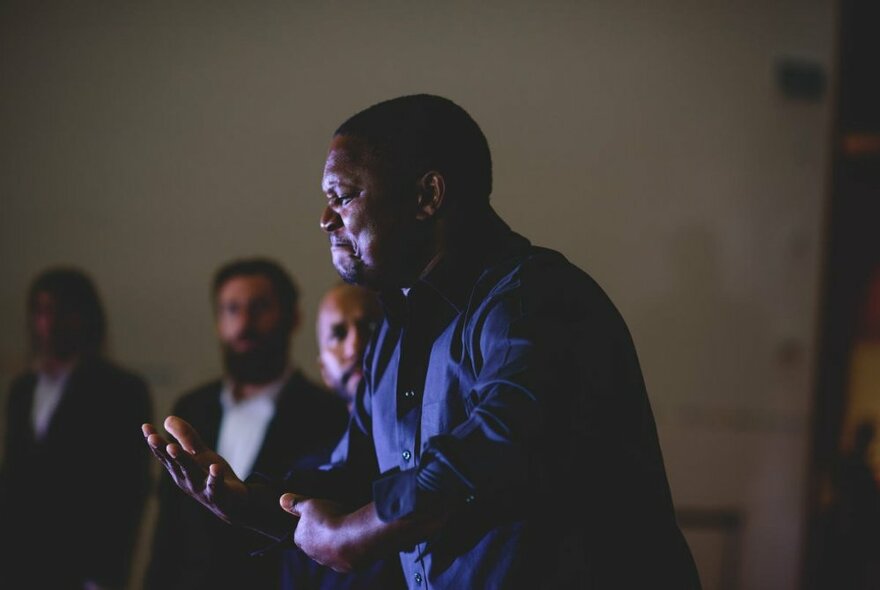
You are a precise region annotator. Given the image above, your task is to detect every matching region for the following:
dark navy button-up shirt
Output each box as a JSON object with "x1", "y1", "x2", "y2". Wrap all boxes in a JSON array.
[{"x1": 286, "y1": 209, "x2": 701, "y2": 589}]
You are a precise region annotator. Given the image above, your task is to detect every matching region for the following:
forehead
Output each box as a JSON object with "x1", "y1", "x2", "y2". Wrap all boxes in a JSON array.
[
  {"x1": 217, "y1": 274, "x2": 276, "y2": 301},
  {"x1": 319, "y1": 293, "x2": 359, "y2": 322},
  {"x1": 322, "y1": 135, "x2": 391, "y2": 187},
  {"x1": 31, "y1": 290, "x2": 69, "y2": 315},
  {"x1": 319, "y1": 288, "x2": 376, "y2": 322}
]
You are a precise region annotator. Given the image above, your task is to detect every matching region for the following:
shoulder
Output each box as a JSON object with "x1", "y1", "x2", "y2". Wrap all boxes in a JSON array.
[
  {"x1": 6, "y1": 370, "x2": 37, "y2": 406},
  {"x1": 172, "y1": 379, "x2": 223, "y2": 413},
  {"x1": 285, "y1": 371, "x2": 329, "y2": 398},
  {"x1": 275, "y1": 373, "x2": 349, "y2": 444},
  {"x1": 77, "y1": 357, "x2": 151, "y2": 398},
  {"x1": 8, "y1": 370, "x2": 36, "y2": 392},
  {"x1": 468, "y1": 243, "x2": 631, "y2": 343},
  {"x1": 477, "y1": 244, "x2": 612, "y2": 308},
  {"x1": 280, "y1": 372, "x2": 347, "y2": 417}
]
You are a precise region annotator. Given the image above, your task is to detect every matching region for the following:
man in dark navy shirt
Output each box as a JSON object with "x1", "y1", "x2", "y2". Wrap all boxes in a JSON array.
[{"x1": 145, "y1": 94, "x2": 701, "y2": 589}]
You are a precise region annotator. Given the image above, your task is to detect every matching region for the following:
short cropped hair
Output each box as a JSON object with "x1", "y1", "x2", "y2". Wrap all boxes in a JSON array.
[
  {"x1": 28, "y1": 267, "x2": 107, "y2": 355},
  {"x1": 212, "y1": 258, "x2": 299, "y2": 330},
  {"x1": 335, "y1": 94, "x2": 492, "y2": 209}
]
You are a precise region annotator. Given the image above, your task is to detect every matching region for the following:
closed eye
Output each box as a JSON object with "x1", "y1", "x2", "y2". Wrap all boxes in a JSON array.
[
  {"x1": 327, "y1": 191, "x2": 356, "y2": 208},
  {"x1": 331, "y1": 324, "x2": 348, "y2": 341}
]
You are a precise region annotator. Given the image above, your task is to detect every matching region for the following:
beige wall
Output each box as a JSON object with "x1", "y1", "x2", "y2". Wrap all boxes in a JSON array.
[{"x1": 0, "y1": 1, "x2": 834, "y2": 588}]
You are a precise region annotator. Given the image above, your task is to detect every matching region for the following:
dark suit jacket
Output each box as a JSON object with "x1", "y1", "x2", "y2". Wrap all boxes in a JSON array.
[
  {"x1": 145, "y1": 370, "x2": 350, "y2": 590},
  {"x1": 0, "y1": 356, "x2": 153, "y2": 589}
]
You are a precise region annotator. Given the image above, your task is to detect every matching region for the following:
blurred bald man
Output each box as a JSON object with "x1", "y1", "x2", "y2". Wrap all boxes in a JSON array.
[
  {"x1": 316, "y1": 283, "x2": 382, "y2": 410},
  {"x1": 278, "y1": 283, "x2": 403, "y2": 589}
]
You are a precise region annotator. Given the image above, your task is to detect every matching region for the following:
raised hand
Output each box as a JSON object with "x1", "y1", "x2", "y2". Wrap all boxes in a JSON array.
[{"x1": 142, "y1": 416, "x2": 250, "y2": 524}]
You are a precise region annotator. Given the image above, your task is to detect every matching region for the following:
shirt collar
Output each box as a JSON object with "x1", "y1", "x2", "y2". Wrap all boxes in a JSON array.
[
  {"x1": 37, "y1": 363, "x2": 74, "y2": 386},
  {"x1": 379, "y1": 208, "x2": 527, "y2": 324},
  {"x1": 34, "y1": 357, "x2": 77, "y2": 382},
  {"x1": 430, "y1": 208, "x2": 523, "y2": 296},
  {"x1": 220, "y1": 365, "x2": 292, "y2": 410}
]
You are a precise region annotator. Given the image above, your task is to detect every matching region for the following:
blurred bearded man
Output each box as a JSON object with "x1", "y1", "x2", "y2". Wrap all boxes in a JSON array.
[{"x1": 145, "y1": 258, "x2": 349, "y2": 590}]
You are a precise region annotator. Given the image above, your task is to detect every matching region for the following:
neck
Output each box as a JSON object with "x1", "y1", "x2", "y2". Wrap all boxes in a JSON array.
[
  {"x1": 401, "y1": 250, "x2": 444, "y2": 296},
  {"x1": 36, "y1": 354, "x2": 77, "y2": 378},
  {"x1": 229, "y1": 367, "x2": 288, "y2": 402},
  {"x1": 398, "y1": 216, "x2": 458, "y2": 291},
  {"x1": 231, "y1": 382, "x2": 265, "y2": 402},
  {"x1": 407, "y1": 207, "x2": 494, "y2": 287}
]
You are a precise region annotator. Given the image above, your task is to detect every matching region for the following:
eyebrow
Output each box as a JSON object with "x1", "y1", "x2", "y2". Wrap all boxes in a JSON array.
[{"x1": 323, "y1": 176, "x2": 356, "y2": 194}]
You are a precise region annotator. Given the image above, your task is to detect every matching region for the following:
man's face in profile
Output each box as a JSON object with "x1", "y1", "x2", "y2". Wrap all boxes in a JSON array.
[
  {"x1": 317, "y1": 285, "x2": 381, "y2": 407},
  {"x1": 215, "y1": 274, "x2": 290, "y2": 384},
  {"x1": 320, "y1": 135, "x2": 417, "y2": 291}
]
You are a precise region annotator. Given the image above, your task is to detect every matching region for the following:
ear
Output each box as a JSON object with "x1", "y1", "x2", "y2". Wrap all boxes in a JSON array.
[{"x1": 415, "y1": 171, "x2": 445, "y2": 221}]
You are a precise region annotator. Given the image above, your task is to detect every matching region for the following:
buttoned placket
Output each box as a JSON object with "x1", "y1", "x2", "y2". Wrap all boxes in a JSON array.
[
  {"x1": 391, "y1": 285, "x2": 463, "y2": 589},
  {"x1": 395, "y1": 290, "x2": 426, "y2": 472}
]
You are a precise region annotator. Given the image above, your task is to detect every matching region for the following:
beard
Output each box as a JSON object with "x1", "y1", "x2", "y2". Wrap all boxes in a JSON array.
[
  {"x1": 334, "y1": 255, "x2": 365, "y2": 286},
  {"x1": 222, "y1": 329, "x2": 290, "y2": 385},
  {"x1": 331, "y1": 231, "x2": 428, "y2": 291},
  {"x1": 32, "y1": 335, "x2": 84, "y2": 363}
]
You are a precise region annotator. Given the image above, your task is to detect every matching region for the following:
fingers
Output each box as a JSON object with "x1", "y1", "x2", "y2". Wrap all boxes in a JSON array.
[
  {"x1": 164, "y1": 415, "x2": 209, "y2": 455},
  {"x1": 205, "y1": 463, "x2": 223, "y2": 497},
  {"x1": 280, "y1": 493, "x2": 308, "y2": 517},
  {"x1": 143, "y1": 427, "x2": 186, "y2": 481},
  {"x1": 142, "y1": 424, "x2": 170, "y2": 462},
  {"x1": 142, "y1": 421, "x2": 208, "y2": 487},
  {"x1": 142, "y1": 423, "x2": 164, "y2": 448},
  {"x1": 168, "y1": 441, "x2": 207, "y2": 487}
]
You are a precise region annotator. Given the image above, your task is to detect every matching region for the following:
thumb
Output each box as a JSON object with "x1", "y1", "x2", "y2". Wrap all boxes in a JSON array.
[
  {"x1": 280, "y1": 493, "x2": 308, "y2": 517},
  {"x1": 206, "y1": 463, "x2": 226, "y2": 494},
  {"x1": 164, "y1": 415, "x2": 209, "y2": 454}
]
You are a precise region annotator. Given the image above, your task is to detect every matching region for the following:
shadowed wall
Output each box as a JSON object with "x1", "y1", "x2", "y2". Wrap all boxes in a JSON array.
[{"x1": 0, "y1": 1, "x2": 834, "y2": 588}]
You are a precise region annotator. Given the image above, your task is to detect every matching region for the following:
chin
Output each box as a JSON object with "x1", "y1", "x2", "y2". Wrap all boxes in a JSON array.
[
  {"x1": 335, "y1": 262, "x2": 378, "y2": 289},
  {"x1": 332, "y1": 253, "x2": 364, "y2": 285},
  {"x1": 335, "y1": 266, "x2": 363, "y2": 286},
  {"x1": 345, "y1": 376, "x2": 362, "y2": 399}
]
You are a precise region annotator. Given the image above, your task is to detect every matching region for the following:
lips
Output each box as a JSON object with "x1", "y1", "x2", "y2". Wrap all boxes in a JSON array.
[
  {"x1": 341, "y1": 364, "x2": 363, "y2": 386},
  {"x1": 330, "y1": 237, "x2": 357, "y2": 255},
  {"x1": 232, "y1": 336, "x2": 259, "y2": 352}
]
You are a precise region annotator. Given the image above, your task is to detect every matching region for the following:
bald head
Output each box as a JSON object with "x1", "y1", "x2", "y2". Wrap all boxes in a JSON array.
[{"x1": 316, "y1": 283, "x2": 383, "y2": 409}]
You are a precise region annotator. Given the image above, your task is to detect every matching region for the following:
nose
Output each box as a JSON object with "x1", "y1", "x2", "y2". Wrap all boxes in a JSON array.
[
  {"x1": 33, "y1": 314, "x2": 55, "y2": 343},
  {"x1": 320, "y1": 206, "x2": 342, "y2": 233},
  {"x1": 345, "y1": 326, "x2": 367, "y2": 360},
  {"x1": 233, "y1": 307, "x2": 258, "y2": 334},
  {"x1": 33, "y1": 312, "x2": 54, "y2": 333}
]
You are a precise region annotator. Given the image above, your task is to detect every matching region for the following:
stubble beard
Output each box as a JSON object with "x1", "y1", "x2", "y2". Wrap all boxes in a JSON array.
[{"x1": 222, "y1": 331, "x2": 289, "y2": 385}]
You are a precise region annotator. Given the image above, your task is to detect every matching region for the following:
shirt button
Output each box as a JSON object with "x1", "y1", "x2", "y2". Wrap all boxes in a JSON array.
[
  {"x1": 414, "y1": 572, "x2": 423, "y2": 585},
  {"x1": 403, "y1": 389, "x2": 415, "y2": 398},
  {"x1": 465, "y1": 494, "x2": 476, "y2": 504},
  {"x1": 402, "y1": 450, "x2": 412, "y2": 461}
]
